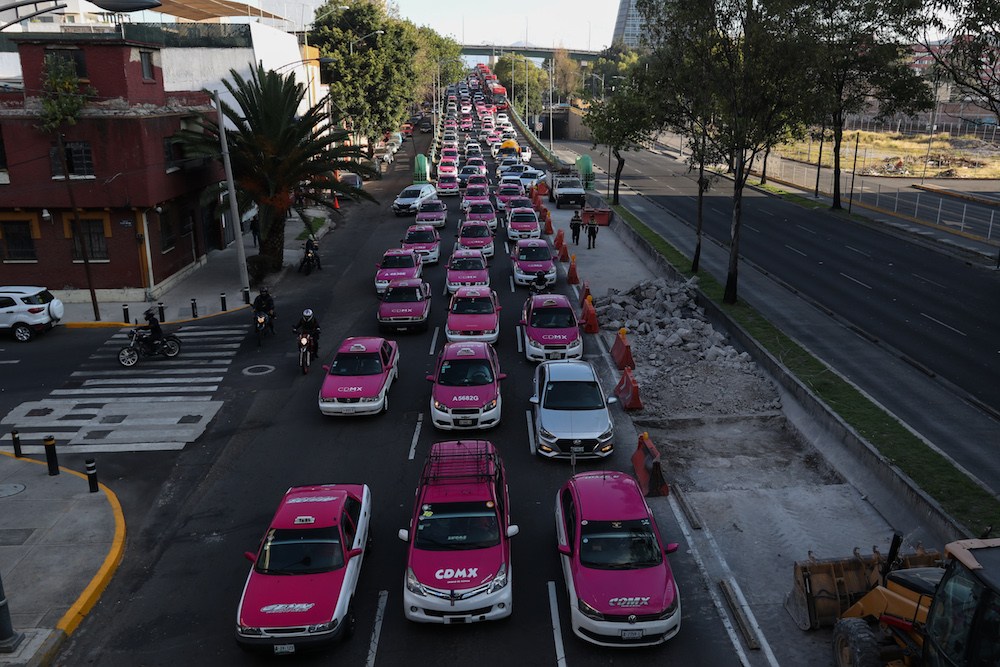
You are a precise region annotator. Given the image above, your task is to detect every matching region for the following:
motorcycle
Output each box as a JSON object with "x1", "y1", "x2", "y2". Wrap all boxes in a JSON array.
[
  {"x1": 299, "y1": 247, "x2": 318, "y2": 275},
  {"x1": 254, "y1": 310, "x2": 273, "y2": 346},
  {"x1": 117, "y1": 328, "x2": 181, "y2": 367},
  {"x1": 296, "y1": 330, "x2": 318, "y2": 375},
  {"x1": 529, "y1": 276, "x2": 550, "y2": 296}
]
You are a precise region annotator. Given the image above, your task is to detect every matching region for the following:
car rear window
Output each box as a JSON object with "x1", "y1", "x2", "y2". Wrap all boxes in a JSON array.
[{"x1": 21, "y1": 290, "x2": 54, "y2": 305}]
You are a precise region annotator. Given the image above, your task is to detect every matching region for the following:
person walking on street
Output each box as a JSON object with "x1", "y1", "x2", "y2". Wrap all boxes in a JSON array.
[
  {"x1": 569, "y1": 211, "x2": 582, "y2": 245},
  {"x1": 586, "y1": 217, "x2": 599, "y2": 249},
  {"x1": 249, "y1": 216, "x2": 260, "y2": 247}
]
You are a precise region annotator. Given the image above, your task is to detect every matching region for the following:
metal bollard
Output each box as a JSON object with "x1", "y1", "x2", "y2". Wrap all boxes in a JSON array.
[
  {"x1": 10, "y1": 429, "x2": 21, "y2": 458},
  {"x1": 122, "y1": 304, "x2": 130, "y2": 324},
  {"x1": 43, "y1": 435, "x2": 59, "y2": 476},
  {"x1": 158, "y1": 302, "x2": 165, "y2": 322},
  {"x1": 85, "y1": 458, "x2": 99, "y2": 493},
  {"x1": 220, "y1": 292, "x2": 227, "y2": 312},
  {"x1": 243, "y1": 287, "x2": 250, "y2": 305},
  {"x1": 0, "y1": 573, "x2": 25, "y2": 653},
  {"x1": 191, "y1": 298, "x2": 198, "y2": 318}
]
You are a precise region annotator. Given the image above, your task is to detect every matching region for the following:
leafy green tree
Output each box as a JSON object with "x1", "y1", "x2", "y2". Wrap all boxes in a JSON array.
[
  {"x1": 494, "y1": 54, "x2": 546, "y2": 117},
  {"x1": 552, "y1": 48, "x2": 580, "y2": 101},
  {"x1": 180, "y1": 65, "x2": 374, "y2": 271},
  {"x1": 411, "y1": 27, "x2": 463, "y2": 106}
]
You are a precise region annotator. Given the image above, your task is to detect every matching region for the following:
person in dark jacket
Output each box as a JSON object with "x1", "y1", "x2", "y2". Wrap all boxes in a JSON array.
[
  {"x1": 252, "y1": 287, "x2": 276, "y2": 333},
  {"x1": 569, "y1": 211, "x2": 582, "y2": 245},
  {"x1": 294, "y1": 308, "x2": 321, "y2": 354},
  {"x1": 143, "y1": 307, "x2": 164, "y2": 352},
  {"x1": 586, "y1": 217, "x2": 599, "y2": 249}
]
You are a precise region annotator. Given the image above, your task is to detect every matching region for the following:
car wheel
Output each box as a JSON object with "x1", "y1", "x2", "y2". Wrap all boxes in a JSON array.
[
  {"x1": 381, "y1": 392, "x2": 389, "y2": 414},
  {"x1": 343, "y1": 605, "x2": 356, "y2": 640},
  {"x1": 12, "y1": 323, "x2": 33, "y2": 342}
]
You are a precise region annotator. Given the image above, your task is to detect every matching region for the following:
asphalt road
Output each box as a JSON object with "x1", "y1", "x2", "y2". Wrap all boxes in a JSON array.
[{"x1": 49, "y1": 133, "x2": 743, "y2": 666}]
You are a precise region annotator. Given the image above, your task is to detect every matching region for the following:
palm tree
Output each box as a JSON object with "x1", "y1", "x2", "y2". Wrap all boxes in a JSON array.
[{"x1": 182, "y1": 64, "x2": 375, "y2": 270}]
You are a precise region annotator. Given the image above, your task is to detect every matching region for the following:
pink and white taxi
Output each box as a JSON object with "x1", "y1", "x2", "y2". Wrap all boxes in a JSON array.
[
  {"x1": 506, "y1": 207, "x2": 542, "y2": 240},
  {"x1": 445, "y1": 287, "x2": 501, "y2": 344},
  {"x1": 437, "y1": 159, "x2": 458, "y2": 178},
  {"x1": 494, "y1": 182, "x2": 525, "y2": 215},
  {"x1": 436, "y1": 174, "x2": 460, "y2": 197},
  {"x1": 415, "y1": 198, "x2": 448, "y2": 228},
  {"x1": 236, "y1": 483, "x2": 371, "y2": 654},
  {"x1": 427, "y1": 341, "x2": 504, "y2": 430},
  {"x1": 374, "y1": 248, "x2": 422, "y2": 294},
  {"x1": 461, "y1": 185, "x2": 491, "y2": 212},
  {"x1": 511, "y1": 239, "x2": 557, "y2": 287},
  {"x1": 455, "y1": 220, "x2": 495, "y2": 258},
  {"x1": 555, "y1": 471, "x2": 681, "y2": 647},
  {"x1": 398, "y1": 440, "x2": 518, "y2": 623},
  {"x1": 401, "y1": 224, "x2": 441, "y2": 264},
  {"x1": 465, "y1": 202, "x2": 498, "y2": 230},
  {"x1": 377, "y1": 279, "x2": 431, "y2": 333},
  {"x1": 319, "y1": 337, "x2": 398, "y2": 416},
  {"x1": 466, "y1": 174, "x2": 489, "y2": 190},
  {"x1": 466, "y1": 157, "x2": 488, "y2": 176},
  {"x1": 446, "y1": 249, "x2": 490, "y2": 294},
  {"x1": 521, "y1": 294, "x2": 583, "y2": 361}
]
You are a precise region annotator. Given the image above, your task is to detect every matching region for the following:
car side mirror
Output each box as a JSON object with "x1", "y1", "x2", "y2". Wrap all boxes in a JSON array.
[
  {"x1": 529, "y1": 396, "x2": 539, "y2": 405},
  {"x1": 322, "y1": 365, "x2": 330, "y2": 372},
  {"x1": 519, "y1": 318, "x2": 526, "y2": 325},
  {"x1": 506, "y1": 525, "x2": 520, "y2": 538},
  {"x1": 558, "y1": 543, "x2": 572, "y2": 556},
  {"x1": 398, "y1": 529, "x2": 410, "y2": 542},
  {"x1": 498, "y1": 372, "x2": 507, "y2": 381},
  {"x1": 244, "y1": 551, "x2": 257, "y2": 563},
  {"x1": 425, "y1": 374, "x2": 435, "y2": 382},
  {"x1": 347, "y1": 547, "x2": 363, "y2": 560},
  {"x1": 665, "y1": 542, "x2": 679, "y2": 555},
  {"x1": 607, "y1": 396, "x2": 619, "y2": 405}
]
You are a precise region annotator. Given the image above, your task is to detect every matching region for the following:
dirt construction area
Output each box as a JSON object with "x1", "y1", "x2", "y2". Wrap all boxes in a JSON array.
[{"x1": 592, "y1": 277, "x2": 941, "y2": 666}]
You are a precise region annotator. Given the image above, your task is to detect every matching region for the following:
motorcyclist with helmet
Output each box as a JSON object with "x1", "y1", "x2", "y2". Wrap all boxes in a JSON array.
[
  {"x1": 299, "y1": 237, "x2": 322, "y2": 272},
  {"x1": 531, "y1": 270, "x2": 549, "y2": 294},
  {"x1": 144, "y1": 307, "x2": 164, "y2": 353},
  {"x1": 252, "y1": 286, "x2": 276, "y2": 333},
  {"x1": 294, "y1": 308, "x2": 320, "y2": 354}
]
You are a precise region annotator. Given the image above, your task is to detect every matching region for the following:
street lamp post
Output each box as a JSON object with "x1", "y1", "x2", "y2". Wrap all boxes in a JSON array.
[{"x1": 350, "y1": 29, "x2": 384, "y2": 56}]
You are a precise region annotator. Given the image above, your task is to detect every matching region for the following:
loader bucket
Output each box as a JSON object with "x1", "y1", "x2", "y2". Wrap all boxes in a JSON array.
[{"x1": 785, "y1": 545, "x2": 939, "y2": 630}]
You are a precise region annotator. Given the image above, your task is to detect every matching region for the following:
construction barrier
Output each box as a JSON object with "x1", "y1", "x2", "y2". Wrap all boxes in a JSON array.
[
  {"x1": 610, "y1": 327, "x2": 635, "y2": 370},
  {"x1": 630, "y1": 432, "x2": 669, "y2": 496},
  {"x1": 583, "y1": 206, "x2": 611, "y2": 226},
  {"x1": 558, "y1": 243, "x2": 570, "y2": 262},
  {"x1": 543, "y1": 208, "x2": 553, "y2": 235},
  {"x1": 581, "y1": 295, "x2": 599, "y2": 333},
  {"x1": 579, "y1": 280, "x2": 591, "y2": 307},
  {"x1": 536, "y1": 180, "x2": 550, "y2": 198},
  {"x1": 554, "y1": 229, "x2": 565, "y2": 249},
  {"x1": 567, "y1": 255, "x2": 579, "y2": 284},
  {"x1": 614, "y1": 367, "x2": 644, "y2": 411}
]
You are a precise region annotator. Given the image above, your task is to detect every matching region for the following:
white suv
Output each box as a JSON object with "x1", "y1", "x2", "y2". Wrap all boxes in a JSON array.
[{"x1": 0, "y1": 286, "x2": 65, "y2": 342}]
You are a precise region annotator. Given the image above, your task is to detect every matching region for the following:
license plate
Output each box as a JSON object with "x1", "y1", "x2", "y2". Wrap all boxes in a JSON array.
[
  {"x1": 621, "y1": 630, "x2": 643, "y2": 640},
  {"x1": 273, "y1": 644, "x2": 295, "y2": 654},
  {"x1": 548, "y1": 353, "x2": 564, "y2": 360},
  {"x1": 570, "y1": 446, "x2": 584, "y2": 453},
  {"x1": 456, "y1": 418, "x2": 474, "y2": 427}
]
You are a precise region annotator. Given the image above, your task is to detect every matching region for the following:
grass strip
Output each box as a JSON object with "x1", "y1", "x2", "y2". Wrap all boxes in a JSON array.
[
  {"x1": 613, "y1": 204, "x2": 1000, "y2": 535},
  {"x1": 296, "y1": 215, "x2": 324, "y2": 240}
]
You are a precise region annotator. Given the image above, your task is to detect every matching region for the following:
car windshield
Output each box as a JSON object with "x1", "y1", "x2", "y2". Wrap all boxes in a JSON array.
[
  {"x1": 509, "y1": 198, "x2": 532, "y2": 209},
  {"x1": 406, "y1": 230, "x2": 436, "y2": 243},
  {"x1": 439, "y1": 177, "x2": 458, "y2": 185},
  {"x1": 579, "y1": 520, "x2": 663, "y2": 570},
  {"x1": 518, "y1": 246, "x2": 551, "y2": 262},
  {"x1": 461, "y1": 167, "x2": 479, "y2": 175},
  {"x1": 543, "y1": 380, "x2": 605, "y2": 410},
  {"x1": 330, "y1": 352, "x2": 383, "y2": 376},
  {"x1": 530, "y1": 306, "x2": 575, "y2": 328},
  {"x1": 469, "y1": 203, "x2": 494, "y2": 215},
  {"x1": 437, "y1": 358, "x2": 495, "y2": 386},
  {"x1": 381, "y1": 255, "x2": 415, "y2": 269},
  {"x1": 451, "y1": 297, "x2": 495, "y2": 315},
  {"x1": 256, "y1": 527, "x2": 344, "y2": 575},
  {"x1": 510, "y1": 213, "x2": 537, "y2": 224},
  {"x1": 466, "y1": 187, "x2": 488, "y2": 198},
  {"x1": 461, "y1": 225, "x2": 491, "y2": 238},
  {"x1": 420, "y1": 201, "x2": 446, "y2": 212},
  {"x1": 499, "y1": 186, "x2": 520, "y2": 195},
  {"x1": 561, "y1": 179, "x2": 583, "y2": 188},
  {"x1": 401, "y1": 189, "x2": 421, "y2": 198},
  {"x1": 384, "y1": 286, "x2": 422, "y2": 303},
  {"x1": 415, "y1": 502, "x2": 500, "y2": 551},
  {"x1": 451, "y1": 257, "x2": 485, "y2": 271}
]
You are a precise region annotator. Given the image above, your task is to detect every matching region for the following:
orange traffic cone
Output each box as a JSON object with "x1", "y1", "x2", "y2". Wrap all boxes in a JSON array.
[
  {"x1": 558, "y1": 243, "x2": 570, "y2": 262},
  {"x1": 579, "y1": 280, "x2": 591, "y2": 307},
  {"x1": 567, "y1": 255, "x2": 579, "y2": 284},
  {"x1": 543, "y1": 208, "x2": 553, "y2": 235},
  {"x1": 581, "y1": 295, "x2": 599, "y2": 333},
  {"x1": 333, "y1": 195, "x2": 340, "y2": 210},
  {"x1": 554, "y1": 229, "x2": 565, "y2": 249}
]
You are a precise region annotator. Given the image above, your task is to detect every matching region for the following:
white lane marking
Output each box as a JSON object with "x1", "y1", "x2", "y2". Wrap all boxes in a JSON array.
[
  {"x1": 547, "y1": 581, "x2": 568, "y2": 666},
  {"x1": 920, "y1": 312, "x2": 967, "y2": 336},
  {"x1": 710, "y1": 207, "x2": 724, "y2": 215},
  {"x1": 844, "y1": 244, "x2": 871, "y2": 258},
  {"x1": 509, "y1": 275, "x2": 515, "y2": 292},
  {"x1": 73, "y1": 369, "x2": 225, "y2": 377},
  {"x1": 664, "y1": 183, "x2": 675, "y2": 190},
  {"x1": 762, "y1": 209, "x2": 774, "y2": 216},
  {"x1": 745, "y1": 224, "x2": 760, "y2": 233},
  {"x1": 795, "y1": 224, "x2": 816, "y2": 235},
  {"x1": 525, "y1": 410, "x2": 536, "y2": 455},
  {"x1": 0, "y1": 360, "x2": 19, "y2": 364},
  {"x1": 81, "y1": 377, "x2": 224, "y2": 386},
  {"x1": 442, "y1": 283, "x2": 449, "y2": 296},
  {"x1": 839, "y1": 272, "x2": 872, "y2": 289},
  {"x1": 408, "y1": 413, "x2": 424, "y2": 460},
  {"x1": 784, "y1": 244, "x2": 807, "y2": 257},
  {"x1": 50, "y1": 386, "x2": 218, "y2": 395},
  {"x1": 365, "y1": 590, "x2": 389, "y2": 667},
  {"x1": 428, "y1": 326, "x2": 439, "y2": 355},
  {"x1": 912, "y1": 273, "x2": 948, "y2": 290},
  {"x1": 516, "y1": 325, "x2": 523, "y2": 353}
]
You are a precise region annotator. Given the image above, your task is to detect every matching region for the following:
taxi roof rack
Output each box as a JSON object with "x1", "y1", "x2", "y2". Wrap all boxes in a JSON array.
[{"x1": 421, "y1": 441, "x2": 499, "y2": 485}]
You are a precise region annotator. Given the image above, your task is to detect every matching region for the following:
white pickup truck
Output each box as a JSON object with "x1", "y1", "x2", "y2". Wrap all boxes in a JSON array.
[{"x1": 547, "y1": 173, "x2": 587, "y2": 209}]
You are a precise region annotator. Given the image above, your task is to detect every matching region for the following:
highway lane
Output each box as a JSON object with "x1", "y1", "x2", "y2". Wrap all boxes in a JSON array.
[{"x1": 54, "y1": 132, "x2": 745, "y2": 666}]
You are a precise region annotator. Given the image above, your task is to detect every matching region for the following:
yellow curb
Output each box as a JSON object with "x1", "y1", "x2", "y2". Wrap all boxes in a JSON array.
[
  {"x1": 0, "y1": 452, "x2": 127, "y2": 637},
  {"x1": 63, "y1": 303, "x2": 251, "y2": 328}
]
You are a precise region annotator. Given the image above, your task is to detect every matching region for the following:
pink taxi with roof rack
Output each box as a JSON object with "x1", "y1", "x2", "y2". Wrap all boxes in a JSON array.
[
  {"x1": 398, "y1": 440, "x2": 518, "y2": 623},
  {"x1": 319, "y1": 337, "x2": 399, "y2": 416},
  {"x1": 555, "y1": 471, "x2": 681, "y2": 647},
  {"x1": 236, "y1": 483, "x2": 372, "y2": 654},
  {"x1": 377, "y1": 279, "x2": 431, "y2": 333},
  {"x1": 506, "y1": 207, "x2": 541, "y2": 240},
  {"x1": 374, "y1": 248, "x2": 422, "y2": 294},
  {"x1": 521, "y1": 294, "x2": 582, "y2": 361},
  {"x1": 455, "y1": 220, "x2": 495, "y2": 258},
  {"x1": 427, "y1": 341, "x2": 505, "y2": 430},
  {"x1": 446, "y1": 287, "x2": 500, "y2": 344},
  {"x1": 445, "y1": 249, "x2": 490, "y2": 294},
  {"x1": 401, "y1": 224, "x2": 441, "y2": 264}
]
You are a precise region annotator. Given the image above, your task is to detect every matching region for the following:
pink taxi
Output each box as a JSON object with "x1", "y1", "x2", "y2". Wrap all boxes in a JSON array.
[
  {"x1": 465, "y1": 202, "x2": 498, "y2": 230},
  {"x1": 455, "y1": 220, "x2": 495, "y2": 258},
  {"x1": 506, "y1": 207, "x2": 541, "y2": 240},
  {"x1": 398, "y1": 440, "x2": 517, "y2": 623},
  {"x1": 555, "y1": 471, "x2": 681, "y2": 647},
  {"x1": 511, "y1": 239, "x2": 557, "y2": 287},
  {"x1": 401, "y1": 224, "x2": 441, "y2": 264},
  {"x1": 427, "y1": 341, "x2": 505, "y2": 430},
  {"x1": 507, "y1": 196, "x2": 534, "y2": 213},
  {"x1": 446, "y1": 287, "x2": 501, "y2": 344},
  {"x1": 415, "y1": 199, "x2": 448, "y2": 228},
  {"x1": 446, "y1": 249, "x2": 490, "y2": 294},
  {"x1": 374, "y1": 248, "x2": 422, "y2": 294},
  {"x1": 494, "y1": 182, "x2": 525, "y2": 215},
  {"x1": 440, "y1": 147, "x2": 459, "y2": 164},
  {"x1": 436, "y1": 174, "x2": 460, "y2": 197},
  {"x1": 461, "y1": 185, "x2": 491, "y2": 212},
  {"x1": 466, "y1": 174, "x2": 489, "y2": 191},
  {"x1": 437, "y1": 159, "x2": 458, "y2": 178},
  {"x1": 466, "y1": 157, "x2": 488, "y2": 176},
  {"x1": 520, "y1": 294, "x2": 582, "y2": 361},
  {"x1": 318, "y1": 337, "x2": 399, "y2": 416},
  {"x1": 236, "y1": 484, "x2": 371, "y2": 654},
  {"x1": 377, "y1": 279, "x2": 431, "y2": 333}
]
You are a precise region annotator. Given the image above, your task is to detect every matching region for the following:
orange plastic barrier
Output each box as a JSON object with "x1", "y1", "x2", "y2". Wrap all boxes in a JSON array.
[
  {"x1": 614, "y1": 367, "x2": 644, "y2": 411},
  {"x1": 554, "y1": 229, "x2": 565, "y2": 249},
  {"x1": 610, "y1": 327, "x2": 635, "y2": 370},
  {"x1": 558, "y1": 243, "x2": 570, "y2": 262},
  {"x1": 630, "y1": 431, "x2": 669, "y2": 496},
  {"x1": 583, "y1": 206, "x2": 611, "y2": 226},
  {"x1": 567, "y1": 255, "x2": 579, "y2": 284},
  {"x1": 579, "y1": 280, "x2": 591, "y2": 307},
  {"x1": 581, "y1": 295, "x2": 599, "y2": 333}
]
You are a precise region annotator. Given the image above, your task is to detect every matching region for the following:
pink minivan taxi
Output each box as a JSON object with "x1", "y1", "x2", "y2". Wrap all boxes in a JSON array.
[
  {"x1": 521, "y1": 294, "x2": 582, "y2": 361},
  {"x1": 555, "y1": 471, "x2": 681, "y2": 647},
  {"x1": 445, "y1": 287, "x2": 500, "y2": 344},
  {"x1": 398, "y1": 440, "x2": 518, "y2": 623},
  {"x1": 427, "y1": 341, "x2": 505, "y2": 430},
  {"x1": 446, "y1": 249, "x2": 490, "y2": 294},
  {"x1": 374, "y1": 248, "x2": 422, "y2": 294},
  {"x1": 318, "y1": 337, "x2": 399, "y2": 416}
]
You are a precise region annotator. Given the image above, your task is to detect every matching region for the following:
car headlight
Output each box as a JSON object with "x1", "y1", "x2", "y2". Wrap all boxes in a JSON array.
[
  {"x1": 539, "y1": 427, "x2": 556, "y2": 440},
  {"x1": 307, "y1": 619, "x2": 337, "y2": 633},
  {"x1": 487, "y1": 563, "x2": 508, "y2": 593},
  {"x1": 359, "y1": 396, "x2": 380, "y2": 403},
  {"x1": 238, "y1": 625, "x2": 263, "y2": 636},
  {"x1": 406, "y1": 567, "x2": 426, "y2": 596},
  {"x1": 567, "y1": 338, "x2": 582, "y2": 349},
  {"x1": 578, "y1": 598, "x2": 604, "y2": 621},
  {"x1": 484, "y1": 398, "x2": 497, "y2": 410},
  {"x1": 446, "y1": 329, "x2": 458, "y2": 336},
  {"x1": 433, "y1": 399, "x2": 448, "y2": 412},
  {"x1": 658, "y1": 592, "x2": 679, "y2": 620},
  {"x1": 320, "y1": 397, "x2": 335, "y2": 403},
  {"x1": 598, "y1": 427, "x2": 613, "y2": 441}
]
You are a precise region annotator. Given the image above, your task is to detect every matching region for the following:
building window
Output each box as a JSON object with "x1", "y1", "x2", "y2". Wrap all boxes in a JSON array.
[
  {"x1": 72, "y1": 219, "x2": 108, "y2": 260},
  {"x1": 159, "y1": 210, "x2": 175, "y2": 251},
  {"x1": 140, "y1": 51, "x2": 155, "y2": 80},
  {"x1": 50, "y1": 141, "x2": 95, "y2": 178},
  {"x1": 46, "y1": 48, "x2": 87, "y2": 79},
  {"x1": 163, "y1": 137, "x2": 183, "y2": 171},
  {"x1": 0, "y1": 131, "x2": 7, "y2": 170},
  {"x1": 0, "y1": 221, "x2": 36, "y2": 260}
]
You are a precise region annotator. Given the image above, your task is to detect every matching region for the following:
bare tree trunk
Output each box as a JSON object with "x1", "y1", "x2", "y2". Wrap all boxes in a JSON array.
[
  {"x1": 692, "y1": 127, "x2": 706, "y2": 273},
  {"x1": 612, "y1": 147, "x2": 625, "y2": 205},
  {"x1": 760, "y1": 145, "x2": 771, "y2": 185},
  {"x1": 830, "y1": 112, "x2": 844, "y2": 210},
  {"x1": 724, "y1": 148, "x2": 746, "y2": 305}
]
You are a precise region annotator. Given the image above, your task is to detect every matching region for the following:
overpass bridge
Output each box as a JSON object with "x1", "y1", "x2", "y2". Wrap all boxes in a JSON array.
[{"x1": 460, "y1": 44, "x2": 601, "y2": 64}]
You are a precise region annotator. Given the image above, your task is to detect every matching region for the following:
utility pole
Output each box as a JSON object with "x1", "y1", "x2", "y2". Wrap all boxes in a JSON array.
[{"x1": 214, "y1": 90, "x2": 250, "y2": 295}]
